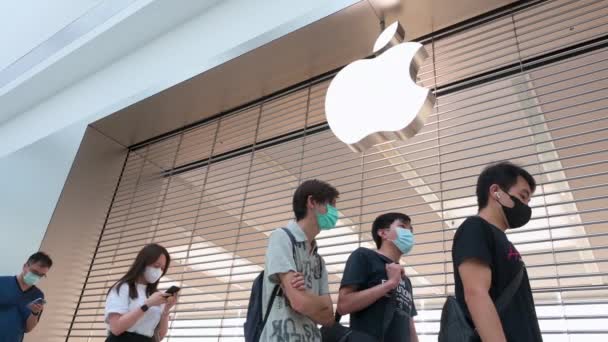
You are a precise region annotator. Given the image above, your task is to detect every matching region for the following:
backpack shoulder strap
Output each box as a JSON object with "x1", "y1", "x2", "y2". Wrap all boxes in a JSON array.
[
  {"x1": 262, "y1": 284, "x2": 280, "y2": 328},
  {"x1": 261, "y1": 228, "x2": 297, "y2": 328},
  {"x1": 495, "y1": 263, "x2": 524, "y2": 313},
  {"x1": 280, "y1": 227, "x2": 297, "y2": 258}
]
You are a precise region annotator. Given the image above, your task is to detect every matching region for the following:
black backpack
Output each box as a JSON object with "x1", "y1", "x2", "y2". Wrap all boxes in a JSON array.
[
  {"x1": 244, "y1": 228, "x2": 296, "y2": 342},
  {"x1": 438, "y1": 265, "x2": 524, "y2": 342}
]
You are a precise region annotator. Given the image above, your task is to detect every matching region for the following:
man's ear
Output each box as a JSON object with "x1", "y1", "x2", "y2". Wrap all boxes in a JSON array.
[
  {"x1": 377, "y1": 228, "x2": 387, "y2": 240},
  {"x1": 306, "y1": 195, "x2": 315, "y2": 209},
  {"x1": 489, "y1": 184, "x2": 502, "y2": 200}
]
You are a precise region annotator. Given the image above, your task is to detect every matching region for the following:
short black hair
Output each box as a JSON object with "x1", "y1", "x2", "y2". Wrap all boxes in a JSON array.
[
  {"x1": 27, "y1": 252, "x2": 53, "y2": 268},
  {"x1": 372, "y1": 212, "x2": 411, "y2": 249},
  {"x1": 476, "y1": 161, "x2": 536, "y2": 210},
  {"x1": 293, "y1": 179, "x2": 339, "y2": 221}
]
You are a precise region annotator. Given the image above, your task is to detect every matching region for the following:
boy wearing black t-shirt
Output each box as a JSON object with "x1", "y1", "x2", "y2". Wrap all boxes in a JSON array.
[
  {"x1": 452, "y1": 161, "x2": 543, "y2": 341},
  {"x1": 338, "y1": 213, "x2": 418, "y2": 342}
]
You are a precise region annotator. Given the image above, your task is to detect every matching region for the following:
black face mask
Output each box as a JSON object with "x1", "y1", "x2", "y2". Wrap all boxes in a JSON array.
[{"x1": 498, "y1": 192, "x2": 532, "y2": 229}]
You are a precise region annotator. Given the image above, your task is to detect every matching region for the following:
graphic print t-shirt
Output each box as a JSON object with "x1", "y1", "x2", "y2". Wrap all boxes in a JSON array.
[
  {"x1": 341, "y1": 247, "x2": 417, "y2": 341},
  {"x1": 260, "y1": 221, "x2": 329, "y2": 342},
  {"x1": 452, "y1": 216, "x2": 543, "y2": 342}
]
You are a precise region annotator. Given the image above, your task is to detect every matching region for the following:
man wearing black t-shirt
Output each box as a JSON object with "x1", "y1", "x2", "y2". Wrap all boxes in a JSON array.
[
  {"x1": 452, "y1": 162, "x2": 543, "y2": 341},
  {"x1": 338, "y1": 212, "x2": 418, "y2": 342}
]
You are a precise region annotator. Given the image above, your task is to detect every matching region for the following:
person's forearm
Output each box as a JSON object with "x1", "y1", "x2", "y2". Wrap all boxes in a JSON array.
[
  {"x1": 25, "y1": 314, "x2": 39, "y2": 332},
  {"x1": 287, "y1": 290, "x2": 333, "y2": 326},
  {"x1": 306, "y1": 295, "x2": 334, "y2": 326},
  {"x1": 159, "y1": 311, "x2": 170, "y2": 340},
  {"x1": 298, "y1": 292, "x2": 333, "y2": 326},
  {"x1": 410, "y1": 331, "x2": 419, "y2": 342},
  {"x1": 109, "y1": 307, "x2": 146, "y2": 335},
  {"x1": 466, "y1": 291, "x2": 507, "y2": 342},
  {"x1": 409, "y1": 318, "x2": 419, "y2": 342},
  {"x1": 337, "y1": 280, "x2": 396, "y2": 315}
]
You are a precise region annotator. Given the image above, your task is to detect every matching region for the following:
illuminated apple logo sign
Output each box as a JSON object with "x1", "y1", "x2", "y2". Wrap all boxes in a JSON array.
[{"x1": 325, "y1": 21, "x2": 436, "y2": 152}]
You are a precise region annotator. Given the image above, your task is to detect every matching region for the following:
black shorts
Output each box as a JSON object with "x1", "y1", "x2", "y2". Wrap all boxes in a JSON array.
[{"x1": 106, "y1": 332, "x2": 154, "y2": 342}]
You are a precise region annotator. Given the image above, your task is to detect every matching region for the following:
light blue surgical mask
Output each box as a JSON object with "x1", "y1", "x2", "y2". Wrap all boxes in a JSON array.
[
  {"x1": 393, "y1": 227, "x2": 415, "y2": 255},
  {"x1": 316, "y1": 204, "x2": 339, "y2": 230},
  {"x1": 23, "y1": 272, "x2": 41, "y2": 286}
]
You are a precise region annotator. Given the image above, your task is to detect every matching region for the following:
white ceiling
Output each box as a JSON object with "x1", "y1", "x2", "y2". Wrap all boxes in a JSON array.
[
  {"x1": 0, "y1": 0, "x2": 101, "y2": 71},
  {"x1": 0, "y1": 0, "x2": 223, "y2": 124},
  {"x1": 0, "y1": 0, "x2": 360, "y2": 160}
]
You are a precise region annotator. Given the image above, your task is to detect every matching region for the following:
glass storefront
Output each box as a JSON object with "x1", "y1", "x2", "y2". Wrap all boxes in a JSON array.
[{"x1": 67, "y1": 0, "x2": 608, "y2": 340}]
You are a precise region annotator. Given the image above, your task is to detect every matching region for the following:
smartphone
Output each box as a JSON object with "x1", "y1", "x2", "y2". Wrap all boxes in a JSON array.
[
  {"x1": 30, "y1": 298, "x2": 46, "y2": 305},
  {"x1": 165, "y1": 286, "x2": 181, "y2": 295}
]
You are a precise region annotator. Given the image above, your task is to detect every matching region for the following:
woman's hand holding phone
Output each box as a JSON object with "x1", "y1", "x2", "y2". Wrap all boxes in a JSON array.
[
  {"x1": 145, "y1": 292, "x2": 168, "y2": 307},
  {"x1": 163, "y1": 286, "x2": 180, "y2": 314}
]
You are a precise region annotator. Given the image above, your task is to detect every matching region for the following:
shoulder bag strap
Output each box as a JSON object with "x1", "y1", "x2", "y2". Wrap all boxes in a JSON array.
[
  {"x1": 380, "y1": 287, "x2": 397, "y2": 342},
  {"x1": 494, "y1": 262, "x2": 525, "y2": 313}
]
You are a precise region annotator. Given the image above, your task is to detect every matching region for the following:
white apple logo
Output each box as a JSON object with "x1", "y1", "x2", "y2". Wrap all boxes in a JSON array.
[{"x1": 325, "y1": 21, "x2": 436, "y2": 152}]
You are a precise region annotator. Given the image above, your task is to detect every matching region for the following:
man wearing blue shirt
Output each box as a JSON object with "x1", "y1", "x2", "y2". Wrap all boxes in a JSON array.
[{"x1": 0, "y1": 252, "x2": 53, "y2": 342}]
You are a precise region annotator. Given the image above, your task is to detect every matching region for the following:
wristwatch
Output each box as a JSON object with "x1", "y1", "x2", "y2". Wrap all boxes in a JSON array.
[{"x1": 140, "y1": 304, "x2": 149, "y2": 312}]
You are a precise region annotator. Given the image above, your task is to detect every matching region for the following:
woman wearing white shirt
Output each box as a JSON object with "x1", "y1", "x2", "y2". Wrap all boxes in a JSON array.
[{"x1": 105, "y1": 244, "x2": 177, "y2": 341}]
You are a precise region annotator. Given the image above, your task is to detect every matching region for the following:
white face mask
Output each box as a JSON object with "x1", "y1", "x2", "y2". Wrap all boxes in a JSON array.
[{"x1": 144, "y1": 266, "x2": 163, "y2": 284}]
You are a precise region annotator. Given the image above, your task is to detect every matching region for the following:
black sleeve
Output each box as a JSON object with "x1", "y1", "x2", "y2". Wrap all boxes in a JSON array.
[
  {"x1": 340, "y1": 248, "x2": 369, "y2": 290},
  {"x1": 452, "y1": 218, "x2": 493, "y2": 269}
]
